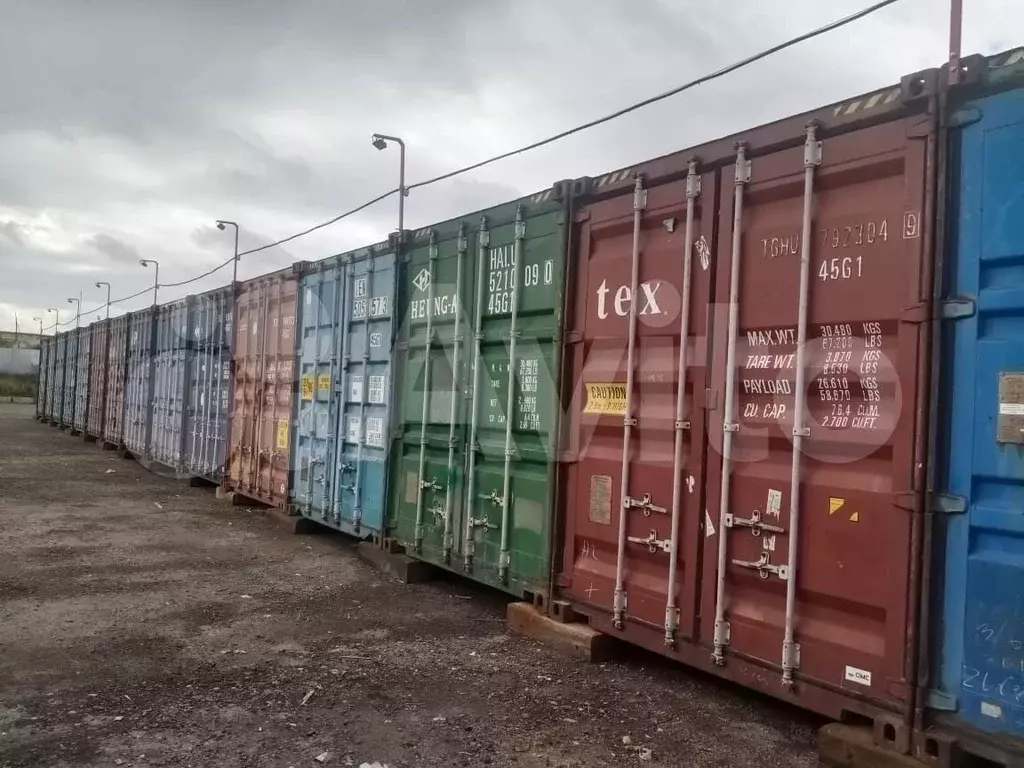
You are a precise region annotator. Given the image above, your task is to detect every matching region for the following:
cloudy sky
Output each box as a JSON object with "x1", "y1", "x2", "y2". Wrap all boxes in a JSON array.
[{"x1": 0, "y1": 0, "x2": 1018, "y2": 333}]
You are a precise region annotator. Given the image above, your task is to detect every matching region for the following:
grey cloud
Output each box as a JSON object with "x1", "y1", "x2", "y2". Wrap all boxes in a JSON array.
[
  {"x1": 0, "y1": 221, "x2": 25, "y2": 247},
  {"x1": 88, "y1": 233, "x2": 140, "y2": 265}
]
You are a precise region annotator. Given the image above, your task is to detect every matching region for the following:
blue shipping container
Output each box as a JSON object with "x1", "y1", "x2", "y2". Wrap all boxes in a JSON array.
[
  {"x1": 935, "y1": 84, "x2": 1024, "y2": 741},
  {"x1": 185, "y1": 286, "x2": 233, "y2": 484},
  {"x1": 291, "y1": 245, "x2": 395, "y2": 537}
]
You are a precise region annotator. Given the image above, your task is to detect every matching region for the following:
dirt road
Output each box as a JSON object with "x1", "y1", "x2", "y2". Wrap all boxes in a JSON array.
[{"x1": 0, "y1": 403, "x2": 820, "y2": 767}]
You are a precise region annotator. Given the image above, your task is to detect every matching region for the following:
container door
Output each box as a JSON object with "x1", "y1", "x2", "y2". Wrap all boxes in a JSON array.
[
  {"x1": 336, "y1": 253, "x2": 394, "y2": 537},
  {"x1": 294, "y1": 269, "x2": 342, "y2": 524},
  {"x1": 937, "y1": 87, "x2": 1024, "y2": 737},
  {"x1": 561, "y1": 172, "x2": 713, "y2": 642},
  {"x1": 390, "y1": 228, "x2": 473, "y2": 564},
  {"x1": 468, "y1": 205, "x2": 565, "y2": 597},
  {"x1": 704, "y1": 118, "x2": 928, "y2": 706}
]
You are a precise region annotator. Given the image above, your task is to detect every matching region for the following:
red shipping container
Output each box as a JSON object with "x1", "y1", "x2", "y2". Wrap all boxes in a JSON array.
[
  {"x1": 557, "y1": 69, "x2": 939, "y2": 727},
  {"x1": 225, "y1": 265, "x2": 304, "y2": 508}
]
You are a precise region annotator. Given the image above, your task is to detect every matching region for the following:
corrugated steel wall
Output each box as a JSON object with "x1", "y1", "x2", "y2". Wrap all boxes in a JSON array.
[
  {"x1": 60, "y1": 329, "x2": 79, "y2": 428},
  {"x1": 226, "y1": 266, "x2": 301, "y2": 508},
  {"x1": 124, "y1": 309, "x2": 155, "y2": 458},
  {"x1": 387, "y1": 194, "x2": 569, "y2": 597},
  {"x1": 185, "y1": 286, "x2": 233, "y2": 484},
  {"x1": 150, "y1": 298, "x2": 192, "y2": 474},
  {"x1": 932, "y1": 84, "x2": 1024, "y2": 742},
  {"x1": 86, "y1": 320, "x2": 109, "y2": 438},
  {"x1": 103, "y1": 314, "x2": 130, "y2": 448},
  {"x1": 292, "y1": 246, "x2": 395, "y2": 537},
  {"x1": 72, "y1": 326, "x2": 91, "y2": 433},
  {"x1": 47, "y1": 332, "x2": 66, "y2": 423},
  {"x1": 36, "y1": 338, "x2": 50, "y2": 418}
]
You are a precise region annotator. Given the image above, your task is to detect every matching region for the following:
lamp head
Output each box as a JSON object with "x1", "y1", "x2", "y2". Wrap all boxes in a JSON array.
[
  {"x1": 216, "y1": 221, "x2": 226, "y2": 231},
  {"x1": 372, "y1": 135, "x2": 387, "y2": 151}
]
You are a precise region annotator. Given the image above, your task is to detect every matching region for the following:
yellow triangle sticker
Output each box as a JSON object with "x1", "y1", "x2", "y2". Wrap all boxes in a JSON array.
[
  {"x1": 829, "y1": 497, "x2": 845, "y2": 516},
  {"x1": 849, "y1": 511, "x2": 859, "y2": 523}
]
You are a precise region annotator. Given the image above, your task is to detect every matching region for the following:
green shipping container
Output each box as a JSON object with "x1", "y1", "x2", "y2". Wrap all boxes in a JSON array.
[{"x1": 387, "y1": 184, "x2": 571, "y2": 598}]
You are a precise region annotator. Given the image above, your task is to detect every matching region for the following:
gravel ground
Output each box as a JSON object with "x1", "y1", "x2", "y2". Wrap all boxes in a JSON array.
[{"x1": 0, "y1": 403, "x2": 821, "y2": 767}]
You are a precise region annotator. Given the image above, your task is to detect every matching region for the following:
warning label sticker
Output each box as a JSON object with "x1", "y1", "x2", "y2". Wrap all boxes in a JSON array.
[
  {"x1": 583, "y1": 383, "x2": 627, "y2": 415},
  {"x1": 300, "y1": 375, "x2": 314, "y2": 401},
  {"x1": 275, "y1": 420, "x2": 289, "y2": 451},
  {"x1": 317, "y1": 374, "x2": 331, "y2": 394}
]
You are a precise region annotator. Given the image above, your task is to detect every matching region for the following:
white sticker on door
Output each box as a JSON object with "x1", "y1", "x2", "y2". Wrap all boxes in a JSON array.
[
  {"x1": 844, "y1": 666, "x2": 872, "y2": 687},
  {"x1": 766, "y1": 488, "x2": 782, "y2": 519},
  {"x1": 704, "y1": 510, "x2": 716, "y2": 537}
]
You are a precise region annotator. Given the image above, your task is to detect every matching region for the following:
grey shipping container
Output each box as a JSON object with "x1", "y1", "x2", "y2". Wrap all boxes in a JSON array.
[
  {"x1": 60, "y1": 329, "x2": 78, "y2": 428},
  {"x1": 149, "y1": 298, "x2": 192, "y2": 475},
  {"x1": 36, "y1": 337, "x2": 51, "y2": 419},
  {"x1": 71, "y1": 325, "x2": 91, "y2": 435},
  {"x1": 103, "y1": 314, "x2": 131, "y2": 449},
  {"x1": 185, "y1": 285, "x2": 233, "y2": 484},
  {"x1": 47, "y1": 332, "x2": 67, "y2": 424},
  {"x1": 124, "y1": 309, "x2": 155, "y2": 459}
]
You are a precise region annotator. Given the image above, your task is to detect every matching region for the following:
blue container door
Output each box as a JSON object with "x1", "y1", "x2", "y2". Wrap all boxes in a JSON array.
[
  {"x1": 939, "y1": 87, "x2": 1024, "y2": 737},
  {"x1": 294, "y1": 266, "x2": 345, "y2": 524},
  {"x1": 336, "y1": 254, "x2": 394, "y2": 537},
  {"x1": 186, "y1": 288, "x2": 233, "y2": 484}
]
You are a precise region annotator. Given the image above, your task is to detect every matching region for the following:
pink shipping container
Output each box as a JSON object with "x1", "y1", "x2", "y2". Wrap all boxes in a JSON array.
[{"x1": 224, "y1": 264, "x2": 304, "y2": 508}]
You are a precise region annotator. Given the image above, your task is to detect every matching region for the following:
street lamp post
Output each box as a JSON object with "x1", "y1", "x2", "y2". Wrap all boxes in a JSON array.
[
  {"x1": 32, "y1": 316, "x2": 43, "y2": 337},
  {"x1": 46, "y1": 308, "x2": 59, "y2": 334},
  {"x1": 95, "y1": 281, "x2": 111, "y2": 320},
  {"x1": 66, "y1": 294, "x2": 81, "y2": 329},
  {"x1": 371, "y1": 133, "x2": 407, "y2": 237},
  {"x1": 140, "y1": 259, "x2": 160, "y2": 306},
  {"x1": 216, "y1": 220, "x2": 240, "y2": 285}
]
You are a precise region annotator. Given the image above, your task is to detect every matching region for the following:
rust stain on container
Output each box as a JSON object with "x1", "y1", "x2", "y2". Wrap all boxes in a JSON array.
[
  {"x1": 225, "y1": 266, "x2": 302, "y2": 508},
  {"x1": 558, "y1": 82, "x2": 934, "y2": 724}
]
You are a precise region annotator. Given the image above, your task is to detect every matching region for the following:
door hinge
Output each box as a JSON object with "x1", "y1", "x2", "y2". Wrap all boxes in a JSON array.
[
  {"x1": 901, "y1": 298, "x2": 976, "y2": 324},
  {"x1": 894, "y1": 491, "x2": 967, "y2": 515},
  {"x1": 926, "y1": 688, "x2": 958, "y2": 711}
]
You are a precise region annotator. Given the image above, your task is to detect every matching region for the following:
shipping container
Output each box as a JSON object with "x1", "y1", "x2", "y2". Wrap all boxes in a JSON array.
[
  {"x1": 71, "y1": 325, "x2": 91, "y2": 435},
  {"x1": 226, "y1": 265, "x2": 303, "y2": 507},
  {"x1": 123, "y1": 309, "x2": 155, "y2": 459},
  {"x1": 36, "y1": 336, "x2": 51, "y2": 419},
  {"x1": 47, "y1": 331, "x2": 67, "y2": 424},
  {"x1": 291, "y1": 244, "x2": 395, "y2": 538},
  {"x1": 387, "y1": 190, "x2": 570, "y2": 598},
  {"x1": 185, "y1": 286, "x2": 233, "y2": 484},
  {"x1": 103, "y1": 314, "x2": 130, "y2": 449},
  {"x1": 85, "y1": 320, "x2": 110, "y2": 439},
  {"x1": 60, "y1": 329, "x2": 79, "y2": 429},
  {"x1": 929, "y1": 68, "x2": 1024, "y2": 752},
  {"x1": 555, "y1": 62, "x2": 952, "y2": 725},
  {"x1": 148, "y1": 298, "x2": 193, "y2": 475}
]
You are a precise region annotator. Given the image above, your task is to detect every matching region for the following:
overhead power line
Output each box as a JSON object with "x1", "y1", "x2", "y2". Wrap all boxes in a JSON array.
[{"x1": 38, "y1": 0, "x2": 901, "y2": 334}]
